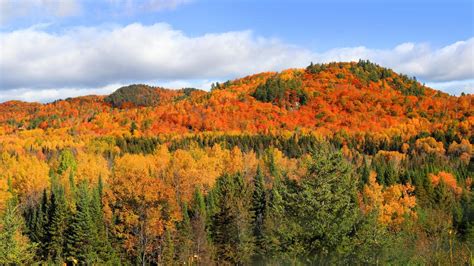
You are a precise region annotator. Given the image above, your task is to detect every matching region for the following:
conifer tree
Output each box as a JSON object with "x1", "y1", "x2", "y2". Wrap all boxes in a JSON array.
[
  {"x1": 190, "y1": 188, "x2": 212, "y2": 264},
  {"x1": 46, "y1": 186, "x2": 69, "y2": 263},
  {"x1": 65, "y1": 182, "x2": 96, "y2": 264},
  {"x1": 0, "y1": 199, "x2": 36, "y2": 264},
  {"x1": 251, "y1": 166, "x2": 266, "y2": 255},
  {"x1": 211, "y1": 173, "x2": 254, "y2": 264}
]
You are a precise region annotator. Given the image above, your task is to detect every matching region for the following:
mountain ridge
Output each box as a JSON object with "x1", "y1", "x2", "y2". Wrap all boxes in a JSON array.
[{"x1": 0, "y1": 61, "x2": 472, "y2": 138}]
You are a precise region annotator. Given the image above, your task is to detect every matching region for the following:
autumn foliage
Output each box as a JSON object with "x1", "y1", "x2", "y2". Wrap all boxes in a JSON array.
[{"x1": 0, "y1": 61, "x2": 472, "y2": 264}]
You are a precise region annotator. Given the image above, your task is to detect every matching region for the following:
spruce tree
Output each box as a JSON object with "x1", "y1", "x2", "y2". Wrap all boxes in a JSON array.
[
  {"x1": 211, "y1": 173, "x2": 254, "y2": 264},
  {"x1": 251, "y1": 166, "x2": 266, "y2": 256},
  {"x1": 0, "y1": 199, "x2": 36, "y2": 264},
  {"x1": 266, "y1": 147, "x2": 359, "y2": 262},
  {"x1": 26, "y1": 189, "x2": 49, "y2": 260},
  {"x1": 89, "y1": 178, "x2": 117, "y2": 263},
  {"x1": 190, "y1": 188, "x2": 212, "y2": 264},
  {"x1": 46, "y1": 186, "x2": 69, "y2": 263},
  {"x1": 65, "y1": 182, "x2": 96, "y2": 264}
]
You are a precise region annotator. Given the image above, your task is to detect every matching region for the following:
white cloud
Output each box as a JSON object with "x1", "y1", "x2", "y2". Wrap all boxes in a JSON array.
[
  {"x1": 314, "y1": 39, "x2": 474, "y2": 82},
  {"x1": 0, "y1": 0, "x2": 81, "y2": 24},
  {"x1": 0, "y1": 23, "x2": 473, "y2": 102},
  {"x1": 0, "y1": 83, "x2": 123, "y2": 103},
  {"x1": 425, "y1": 79, "x2": 474, "y2": 95}
]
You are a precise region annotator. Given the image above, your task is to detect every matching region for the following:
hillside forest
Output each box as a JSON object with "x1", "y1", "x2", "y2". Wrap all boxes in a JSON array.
[{"x1": 0, "y1": 61, "x2": 472, "y2": 265}]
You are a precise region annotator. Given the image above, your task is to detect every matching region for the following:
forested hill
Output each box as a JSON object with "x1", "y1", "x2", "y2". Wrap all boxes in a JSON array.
[
  {"x1": 0, "y1": 60, "x2": 473, "y2": 265},
  {"x1": 0, "y1": 60, "x2": 472, "y2": 139}
]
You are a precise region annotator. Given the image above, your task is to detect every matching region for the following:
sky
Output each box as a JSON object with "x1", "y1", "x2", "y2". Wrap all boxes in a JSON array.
[{"x1": 0, "y1": 0, "x2": 473, "y2": 102}]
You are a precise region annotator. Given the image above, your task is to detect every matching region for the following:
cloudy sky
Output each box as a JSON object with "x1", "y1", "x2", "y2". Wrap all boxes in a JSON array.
[{"x1": 0, "y1": 0, "x2": 473, "y2": 102}]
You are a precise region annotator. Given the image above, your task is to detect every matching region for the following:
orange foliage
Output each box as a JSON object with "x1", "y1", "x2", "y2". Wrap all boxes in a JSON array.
[{"x1": 429, "y1": 171, "x2": 462, "y2": 196}]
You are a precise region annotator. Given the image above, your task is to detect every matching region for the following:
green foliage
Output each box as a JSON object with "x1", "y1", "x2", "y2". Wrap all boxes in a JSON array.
[
  {"x1": 306, "y1": 62, "x2": 328, "y2": 74},
  {"x1": 0, "y1": 200, "x2": 36, "y2": 264},
  {"x1": 264, "y1": 147, "x2": 359, "y2": 262},
  {"x1": 57, "y1": 149, "x2": 77, "y2": 175},
  {"x1": 252, "y1": 75, "x2": 307, "y2": 108},
  {"x1": 65, "y1": 182, "x2": 96, "y2": 263},
  {"x1": 251, "y1": 166, "x2": 267, "y2": 255},
  {"x1": 105, "y1": 84, "x2": 161, "y2": 108},
  {"x1": 211, "y1": 173, "x2": 255, "y2": 264},
  {"x1": 46, "y1": 186, "x2": 69, "y2": 262}
]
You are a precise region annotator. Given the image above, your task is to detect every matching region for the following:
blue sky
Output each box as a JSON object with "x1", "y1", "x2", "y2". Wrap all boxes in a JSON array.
[{"x1": 0, "y1": 0, "x2": 473, "y2": 102}]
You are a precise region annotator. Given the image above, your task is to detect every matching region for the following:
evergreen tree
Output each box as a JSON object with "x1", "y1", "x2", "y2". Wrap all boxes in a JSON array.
[
  {"x1": 161, "y1": 229, "x2": 175, "y2": 265},
  {"x1": 46, "y1": 186, "x2": 69, "y2": 262},
  {"x1": 65, "y1": 182, "x2": 96, "y2": 264},
  {"x1": 266, "y1": 147, "x2": 359, "y2": 262},
  {"x1": 176, "y1": 203, "x2": 193, "y2": 263},
  {"x1": 26, "y1": 189, "x2": 49, "y2": 260},
  {"x1": 89, "y1": 178, "x2": 117, "y2": 263},
  {"x1": 0, "y1": 199, "x2": 36, "y2": 264},
  {"x1": 190, "y1": 188, "x2": 212, "y2": 264},
  {"x1": 211, "y1": 173, "x2": 254, "y2": 264},
  {"x1": 351, "y1": 211, "x2": 391, "y2": 264},
  {"x1": 251, "y1": 166, "x2": 266, "y2": 256}
]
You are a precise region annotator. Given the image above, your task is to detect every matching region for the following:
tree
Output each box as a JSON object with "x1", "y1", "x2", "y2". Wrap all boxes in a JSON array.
[
  {"x1": 65, "y1": 181, "x2": 97, "y2": 264},
  {"x1": 25, "y1": 189, "x2": 49, "y2": 260},
  {"x1": 211, "y1": 173, "x2": 254, "y2": 264},
  {"x1": 265, "y1": 147, "x2": 359, "y2": 262},
  {"x1": 251, "y1": 166, "x2": 266, "y2": 256},
  {"x1": 0, "y1": 199, "x2": 36, "y2": 264},
  {"x1": 189, "y1": 188, "x2": 212, "y2": 264},
  {"x1": 46, "y1": 185, "x2": 69, "y2": 263},
  {"x1": 104, "y1": 154, "x2": 178, "y2": 264},
  {"x1": 360, "y1": 171, "x2": 417, "y2": 231}
]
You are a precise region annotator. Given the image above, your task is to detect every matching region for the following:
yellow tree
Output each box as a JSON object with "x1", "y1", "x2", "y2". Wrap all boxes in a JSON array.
[
  {"x1": 0, "y1": 152, "x2": 49, "y2": 205},
  {"x1": 75, "y1": 151, "x2": 110, "y2": 185},
  {"x1": 360, "y1": 171, "x2": 417, "y2": 231},
  {"x1": 104, "y1": 154, "x2": 178, "y2": 264}
]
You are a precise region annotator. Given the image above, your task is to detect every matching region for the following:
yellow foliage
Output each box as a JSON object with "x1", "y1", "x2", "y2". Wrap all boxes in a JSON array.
[
  {"x1": 361, "y1": 171, "x2": 417, "y2": 231},
  {"x1": 0, "y1": 152, "x2": 50, "y2": 201},
  {"x1": 76, "y1": 151, "x2": 110, "y2": 185}
]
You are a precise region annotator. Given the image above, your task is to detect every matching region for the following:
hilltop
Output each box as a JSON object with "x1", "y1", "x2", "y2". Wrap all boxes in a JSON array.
[{"x1": 0, "y1": 61, "x2": 472, "y2": 139}]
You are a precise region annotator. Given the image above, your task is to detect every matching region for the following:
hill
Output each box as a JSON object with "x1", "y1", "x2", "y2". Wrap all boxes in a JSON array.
[{"x1": 0, "y1": 61, "x2": 471, "y2": 139}]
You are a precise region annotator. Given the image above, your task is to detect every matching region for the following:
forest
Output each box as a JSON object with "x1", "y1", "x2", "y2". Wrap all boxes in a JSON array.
[{"x1": 0, "y1": 61, "x2": 472, "y2": 265}]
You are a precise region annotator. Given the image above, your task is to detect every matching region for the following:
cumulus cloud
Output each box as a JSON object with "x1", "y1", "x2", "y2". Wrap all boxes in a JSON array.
[
  {"x1": 314, "y1": 39, "x2": 474, "y2": 82},
  {"x1": 0, "y1": 23, "x2": 473, "y2": 102}
]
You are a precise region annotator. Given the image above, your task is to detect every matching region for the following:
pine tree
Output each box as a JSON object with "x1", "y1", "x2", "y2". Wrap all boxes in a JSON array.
[
  {"x1": 65, "y1": 182, "x2": 96, "y2": 264},
  {"x1": 26, "y1": 189, "x2": 49, "y2": 260},
  {"x1": 351, "y1": 211, "x2": 391, "y2": 264},
  {"x1": 265, "y1": 147, "x2": 359, "y2": 262},
  {"x1": 251, "y1": 166, "x2": 266, "y2": 256},
  {"x1": 89, "y1": 178, "x2": 117, "y2": 263},
  {"x1": 161, "y1": 229, "x2": 175, "y2": 265},
  {"x1": 176, "y1": 203, "x2": 193, "y2": 263},
  {"x1": 0, "y1": 199, "x2": 36, "y2": 264},
  {"x1": 190, "y1": 188, "x2": 212, "y2": 264},
  {"x1": 46, "y1": 186, "x2": 69, "y2": 263},
  {"x1": 211, "y1": 173, "x2": 254, "y2": 264}
]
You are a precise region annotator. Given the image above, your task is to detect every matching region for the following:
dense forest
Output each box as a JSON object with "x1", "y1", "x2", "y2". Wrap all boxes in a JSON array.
[{"x1": 0, "y1": 61, "x2": 472, "y2": 264}]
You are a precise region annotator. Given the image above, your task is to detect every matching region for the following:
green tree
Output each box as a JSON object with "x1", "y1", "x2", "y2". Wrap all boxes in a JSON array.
[
  {"x1": 266, "y1": 147, "x2": 359, "y2": 262},
  {"x1": 46, "y1": 186, "x2": 69, "y2": 262},
  {"x1": 65, "y1": 182, "x2": 96, "y2": 264},
  {"x1": 0, "y1": 200, "x2": 36, "y2": 264},
  {"x1": 251, "y1": 166, "x2": 266, "y2": 256},
  {"x1": 211, "y1": 173, "x2": 254, "y2": 264}
]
